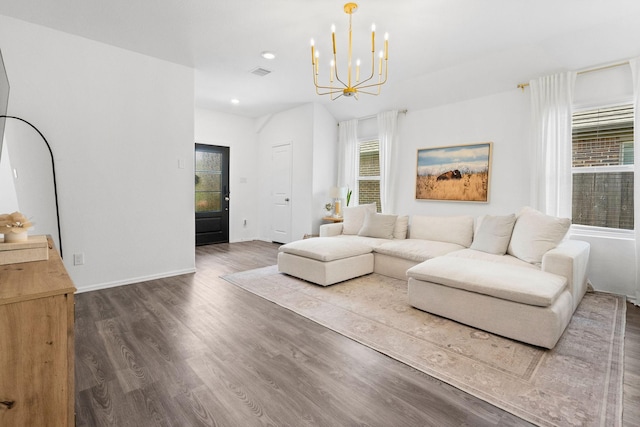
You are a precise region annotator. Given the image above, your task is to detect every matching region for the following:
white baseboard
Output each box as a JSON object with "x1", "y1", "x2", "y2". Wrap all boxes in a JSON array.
[{"x1": 75, "y1": 267, "x2": 197, "y2": 294}]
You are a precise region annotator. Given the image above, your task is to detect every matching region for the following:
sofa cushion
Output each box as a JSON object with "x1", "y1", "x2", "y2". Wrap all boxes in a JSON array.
[
  {"x1": 279, "y1": 237, "x2": 372, "y2": 262},
  {"x1": 358, "y1": 212, "x2": 398, "y2": 239},
  {"x1": 470, "y1": 214, "x2": 516, "y2": 255},
  {"x1": 507, "y1": 207, "x2": 571, "y2": 265},
  {"x1": 332, "y1": 234, "x2": 392, "y2": 248},
  {"x1": 445, "y1": 248, "x2": 538, "y2": 270},
  {"x1": 342, "y1": 203, "x2": 377, "y2": 235},
  {"x1": 393, "y1": 215, "x2": 409, "y2": 240},
  {"x1": 375, "y1": 239, "x2": 465, "y2": 262},
  {"x1": 406, "y1": 257, "x2": 567, "y2": 307},
  {"x1": 409, "y1": 215, "x2": 474, "y2": 247}
]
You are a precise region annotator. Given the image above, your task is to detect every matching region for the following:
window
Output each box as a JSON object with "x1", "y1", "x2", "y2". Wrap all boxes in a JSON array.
[
  {"x1": 358, "y1": 139, "x2": 381, "y2": 211},
  {"x1": 571, "y1": 104, "x2": 634, "y2": 230}
]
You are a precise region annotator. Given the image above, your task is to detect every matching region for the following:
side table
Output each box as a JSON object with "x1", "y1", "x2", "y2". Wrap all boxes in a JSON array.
[{"x1": 322, "y1": 216, "x2": 344, "y2": 223}]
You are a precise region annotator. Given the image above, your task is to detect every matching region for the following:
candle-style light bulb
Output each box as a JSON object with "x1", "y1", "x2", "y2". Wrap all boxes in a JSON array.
[
  {"x1": 371, "y1": 23, "x2": 376, "y2": 52},
  {"x1": 330, "y1": 59, "x2": 335, "y2": 82},
  {"x1": 384, "y1": 32, "x2": 389, "y2": 60},
  {"x1": 356, "y1": 59, "x2": 361, "y2": 82},
  {"x1": 331, "y1": 24, "x2": 337, "y2": 54},
  {"x1": 310, "y1": 39, "x2": 315, "y2": 64},
  {"x1": 315, "y1": 51, "x2": 320, "y2": 75}
]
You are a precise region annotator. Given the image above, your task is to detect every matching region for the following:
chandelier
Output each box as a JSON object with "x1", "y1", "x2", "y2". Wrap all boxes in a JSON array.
[{"x1": 310, "y1": 2, "x2": 388, "y2": 100}]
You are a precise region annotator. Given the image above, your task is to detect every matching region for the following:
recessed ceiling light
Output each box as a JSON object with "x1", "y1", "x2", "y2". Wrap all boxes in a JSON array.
[
  {"x1": 230, "y1": 99, "x2": 240, "y2": 105},
  {"x1": 261, "y1": 51, "x2": 276, "y2": 60}
]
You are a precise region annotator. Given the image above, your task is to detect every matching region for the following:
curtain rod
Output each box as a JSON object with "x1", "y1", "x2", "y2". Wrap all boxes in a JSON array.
[
  {"x1": 338, "y1": 109, "x2": 408, "y2": 125},
  {"x1": 516, "y1": 61, "x2": 629, "y2": 91}
]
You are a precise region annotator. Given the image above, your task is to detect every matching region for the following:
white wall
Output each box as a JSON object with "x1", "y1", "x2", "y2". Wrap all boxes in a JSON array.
[
  {"x1": 396, "y1": 90, "x2": 531, "y2": 218},
  {"x1": 195, "y1": 108, "x2": 259, "y2": 242},
  {"x1": 0, "y1": 16, "x2": 195, "y2": 292},
  {"x1": 312, "y1": 103, "x2": 338, "y2": 233}
]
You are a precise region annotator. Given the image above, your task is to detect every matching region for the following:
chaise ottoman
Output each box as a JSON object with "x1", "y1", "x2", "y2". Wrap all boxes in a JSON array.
[
  {"x1": 406, "y1": 256, "x2": 573, "y2": 348},
  {"x1": 278, "y1": 237, "x2": 374, "y2": 286}
]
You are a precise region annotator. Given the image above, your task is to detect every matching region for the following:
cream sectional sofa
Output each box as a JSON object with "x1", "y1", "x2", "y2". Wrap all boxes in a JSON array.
[{"x1": 307, "y1": 204, "x2": 590, "y2": 349}]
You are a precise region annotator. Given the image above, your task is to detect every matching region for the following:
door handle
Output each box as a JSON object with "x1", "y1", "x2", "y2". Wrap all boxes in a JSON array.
[{"x1": 224, "y1": 196, "x2": 230, "y2": 201}]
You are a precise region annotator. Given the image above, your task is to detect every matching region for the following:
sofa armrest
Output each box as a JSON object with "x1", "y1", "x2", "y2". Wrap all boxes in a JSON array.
[
  {"x1": 541, "y1": 239, "x2": 590, "y2": 312},
  {"x1": 320, "y1": 223, "x2": 343, "y2": 237}
]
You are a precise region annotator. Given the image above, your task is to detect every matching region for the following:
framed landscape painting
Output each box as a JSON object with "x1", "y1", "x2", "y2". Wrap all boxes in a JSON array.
[{"x1": 415, "y1": 142, "x2": 492, "y2": 202}]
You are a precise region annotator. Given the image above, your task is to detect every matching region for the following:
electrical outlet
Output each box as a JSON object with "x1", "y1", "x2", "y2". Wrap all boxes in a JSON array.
[{"x1": 73, "y1": 253, "x2": 84, "y2": 266}]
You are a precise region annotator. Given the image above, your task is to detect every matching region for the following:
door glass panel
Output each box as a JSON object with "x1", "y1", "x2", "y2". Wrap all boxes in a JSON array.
[
  {"x1": 195, "y1": 151, "x2": 222, "y2": 171},
  {"x1": 195, "y1": 172, "x2": 221, "y2": 192},
  {"x1": 195, "y1": 192, "x2": 221, "y2": 212},
  {"x1": 195, "y1": 151, "x2": 223, "y2": 213}
]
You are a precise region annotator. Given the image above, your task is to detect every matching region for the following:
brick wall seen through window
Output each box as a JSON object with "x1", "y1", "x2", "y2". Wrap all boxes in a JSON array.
[
  {"x1": 358, "y1": 140, "x2": 381, "y2": 211},
  {"x1": 571, "y1": 104, "x2": 634, "y2": 230}
]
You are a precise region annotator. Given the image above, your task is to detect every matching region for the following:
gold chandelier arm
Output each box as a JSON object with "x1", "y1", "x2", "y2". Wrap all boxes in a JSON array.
[
  {"x1": 354, "y1": 88, "x2": 381, "y2": 96},
  {"x1": 352, "y1": 50, "x2": 377, "y2": 88},
  {"x1": 315, "y1": 86, "x2": 346, "y2": 97},
  {"x1": 332, "y1": 53, "x2": 349, "y2": 89},
  {"x1": 313, "y1": 75, "x2": 347, "y2": 92},
  {"x1": 313, "y1": 69, "x2": 348, "y2": 96},
  {"x1": 355, "y1": 60, "x2": 388, "y2": 90}
]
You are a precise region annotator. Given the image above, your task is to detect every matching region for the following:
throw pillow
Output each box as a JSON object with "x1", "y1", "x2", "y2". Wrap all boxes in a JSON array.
[
  {"x1": 409, "y1": 215, "x2": 475, "y2": 247},
  {"x1": 358, "y1": 212, "x2": 398, "y2": 239},
  {"x1": 470, "y1": 214, "x2": 516, "y2": 255},
  {"x1": 507, "y1": 206, "x2": 571, "y2": 265},
  {"x1": 393, "y1": 215, "x2": 409, "y2": 239},
  {"x1": 341, "y1": 203, "x2": 377, "y2": 235}
]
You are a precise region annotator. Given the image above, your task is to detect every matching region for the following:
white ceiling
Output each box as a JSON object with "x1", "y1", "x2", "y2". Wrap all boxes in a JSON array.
[{"x1": 1, "y1": 0, "x2": 640, "y2": 121}]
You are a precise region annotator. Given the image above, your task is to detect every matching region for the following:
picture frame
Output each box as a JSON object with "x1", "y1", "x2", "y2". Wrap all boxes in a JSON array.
[{"x1": 415, "y1": 142, "x2": 492, "y2": 202}]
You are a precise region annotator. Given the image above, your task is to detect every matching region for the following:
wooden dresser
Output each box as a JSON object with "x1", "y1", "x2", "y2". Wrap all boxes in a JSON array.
[{"x1": 0, "y1": 237, "x2": 76, "y2": 427}]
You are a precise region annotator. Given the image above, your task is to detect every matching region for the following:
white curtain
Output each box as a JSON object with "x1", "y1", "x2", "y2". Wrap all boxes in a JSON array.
[
  {"x1": 377, "y1": 110, "x2": 399, "y2": 213},
  {"x1": 529, "y1": 72, "x2": 576, "y2": 218},
  {"x1": 630, "y1": 57, "x2": 640, "y2": 305},
  {"x1": 337, "y1": 119, "x2": 359, "y2": 205}
]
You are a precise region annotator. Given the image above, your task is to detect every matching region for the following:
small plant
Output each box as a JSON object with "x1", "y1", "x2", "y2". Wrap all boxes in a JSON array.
[
  {"x1": 324, "y1": 202, "x2": 333, "y2": 212},
  {"x1": 0, "y1": 211, "x2": 33, "y2": 235},
  {"x1": 346, "y1": 188, "x2": 353, "y2": 206}
]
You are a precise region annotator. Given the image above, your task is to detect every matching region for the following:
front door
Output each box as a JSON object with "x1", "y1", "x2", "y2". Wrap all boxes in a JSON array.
[{"x1": 195, "y1": 144, "x2": 229, "y2": 245}]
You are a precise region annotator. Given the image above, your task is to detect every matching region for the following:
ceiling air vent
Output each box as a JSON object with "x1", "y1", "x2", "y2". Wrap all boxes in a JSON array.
[{"x1": 250, "y1": 67, "x2": 272, "y2": 77}]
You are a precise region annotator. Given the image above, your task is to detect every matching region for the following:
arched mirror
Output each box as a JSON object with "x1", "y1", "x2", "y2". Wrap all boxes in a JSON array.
[
  {"x1": 1, "y1": 119, "x2": 61, "y2": 254},
  {"x1": 0, "y1": 49, "x2": 62, "y2": 256}
]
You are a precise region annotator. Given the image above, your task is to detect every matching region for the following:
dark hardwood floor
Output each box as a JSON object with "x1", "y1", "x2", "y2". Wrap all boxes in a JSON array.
[{"x1": 74, "y1": 240, "x2": 640, "y2": 426}]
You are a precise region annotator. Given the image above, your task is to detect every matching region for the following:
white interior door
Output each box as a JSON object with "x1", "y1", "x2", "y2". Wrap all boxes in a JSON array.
[{"x1": 271, "y1": 143, "x2": 292, "y2": 243}]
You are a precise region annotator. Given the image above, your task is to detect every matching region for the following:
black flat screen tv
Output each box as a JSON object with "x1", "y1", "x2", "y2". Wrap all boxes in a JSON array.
[{"x1": 0, "y1": 49, "x2": 10, "y2": 162}]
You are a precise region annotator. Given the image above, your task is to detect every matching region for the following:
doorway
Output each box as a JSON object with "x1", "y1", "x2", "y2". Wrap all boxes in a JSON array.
[
  {"x1": 271, "y1": 142, "x2": 292, "y2": 243},
  {"x1": 195, "y1": 144, "x2": 229, "y2": 245}
]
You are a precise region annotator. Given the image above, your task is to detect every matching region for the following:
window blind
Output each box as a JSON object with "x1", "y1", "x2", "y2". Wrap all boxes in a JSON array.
[
  {"x1": 572, "y1": 105, "x2": 634, "y2": 167},
  {"x1": 571, "y1": 104, "x2": 634, "y2": 229}
]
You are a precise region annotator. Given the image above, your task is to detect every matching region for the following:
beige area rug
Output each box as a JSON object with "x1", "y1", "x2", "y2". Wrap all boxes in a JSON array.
[{"x1": 222, "y1": 266, "x2": 626, "y2": 427}]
